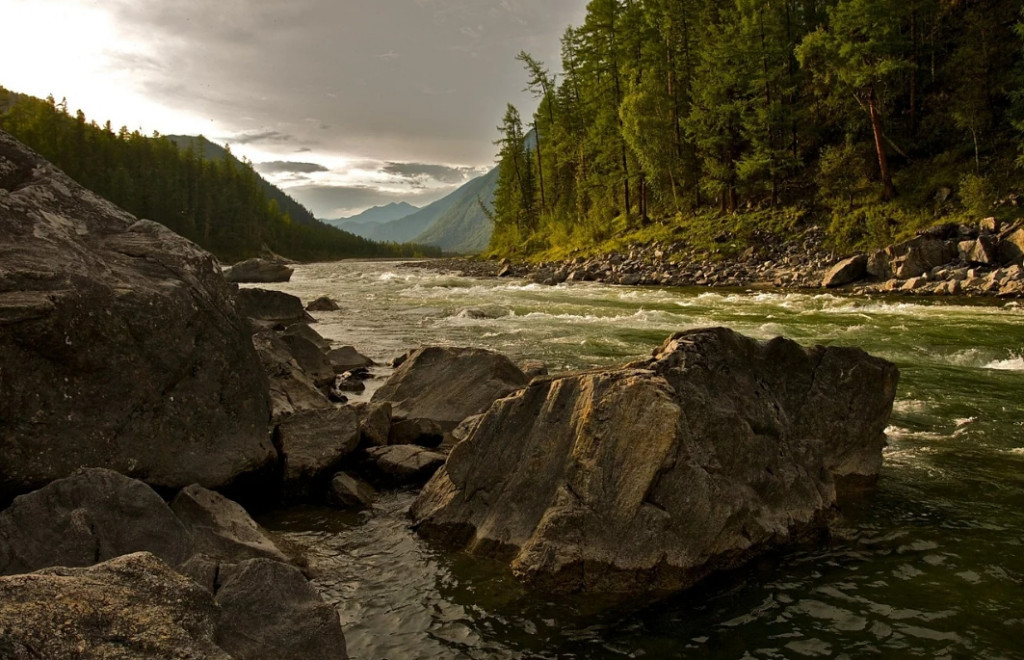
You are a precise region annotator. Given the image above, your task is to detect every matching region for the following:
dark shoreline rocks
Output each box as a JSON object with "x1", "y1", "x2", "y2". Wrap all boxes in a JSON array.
[
  {"x1": 224, "y1": 258, "x2": 294, "y2": 283},
  {"x1": 412, "y1": 327, "x2": 899, "y2": 595},
  {"x1": 409, "y1": 218, "x2": 1024, "y2": 299}
]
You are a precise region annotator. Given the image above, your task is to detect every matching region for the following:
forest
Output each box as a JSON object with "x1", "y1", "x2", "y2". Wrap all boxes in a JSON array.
[
  {"x1": 491, "y1": 0, "x2": 1024, "y2": 258},
  {"x1": 0, "y1": 88, "x2": 440, "y2": 263}
]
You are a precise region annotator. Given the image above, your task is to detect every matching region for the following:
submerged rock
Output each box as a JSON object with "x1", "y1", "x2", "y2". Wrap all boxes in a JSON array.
[
  {"x1": 223, "y1": 258, "x2": 294, "y2": 283},
  {"x1": 0, "y1": 131, "x2": 274, "y2": 500},
  {"x1": 412, "y1": 327, "x2": 898, "y2": 595},
  {"x1": 306, "y1": 295, "x2": 340, "y2": 312}
]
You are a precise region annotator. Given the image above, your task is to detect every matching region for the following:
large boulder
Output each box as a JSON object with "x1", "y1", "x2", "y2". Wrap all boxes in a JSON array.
[
  {"x1": 0, "y1": 131, "x2": 275, "y2": 501},
  {"x1": 958, "y1": 236, "x2": 999, "y2": 265},
  {"x1": 412, "y1": 327, "x2": 898, "y2": 594},
  {"x1": 223, "y1": 258, "x2": 294, "y2": 283},
  {"x1": 999, "y1": 226, "x2": 1024, "y2": 265},
  {"x1": 236, "y1": 287, "x2": 314, "y2": 325},
  {"x1": 214, "y1": 558, "x2": 349, "y2": 660},
  {"x1": 890, "y1": 236, "x2": 957, "y2": 279},
  {"x1": 821, "y1": 254, "x2": 868, "y2": 288},
  {"x1": 275, "y1": 408, "x2": 362, "y2": 498},
  {"x1": 280, "y1": 332, "x2": 336, "y2": 388},
  {"x1": 327, "y1": 345, "x2": 375, "y2": 373},
  {"x1": 0, "y1": 468, "x2": 192, "y2": 575},
  {"x1": 170, "y1": 484, "x2": 288, "y2": 563},
  {"x1": 253, "y1": 330, "x2": 332, "y2": 421},
  {"x1": 0, "y1": 552, "x2": 230, "y2": 660},
  {"x1": 371, "y1": 346, "x2": 529, "y2": 432}
]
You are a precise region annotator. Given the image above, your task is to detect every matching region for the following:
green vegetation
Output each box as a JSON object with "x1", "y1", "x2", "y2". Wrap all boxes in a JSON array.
[
  {"x1": 0, "y1": 88, "x2": 441, "y2": 263},
  {"x1": 490, "y1": 1, "x2": 1024, "y2": 260}
]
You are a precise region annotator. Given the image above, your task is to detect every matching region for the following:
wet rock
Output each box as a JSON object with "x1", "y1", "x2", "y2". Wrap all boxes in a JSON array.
[
  {"x1": 364, "y1": 445, "x2": 446, "y2": 487},
  {"x1": 275, "y1": 408, "x2": 361, "y2": 499},
  {"x1": 0, "y1": 468, "x2": 193, "y2": 575},
  {"x1": 170, "y1": 484, "x2": 288, "y2": 563},
  {"x1": 328, "y1": 345, "x2": 376, "y2": 373},
  {"x1": 328, "y1": 472, "x2": 377, "y2": 509},
  {"x1": 253, "y1": 330, "x2": 332, "y2": 421},
  {"x1": 334, "y1": 372, "x2": 367, "y2": 393},
  {"x1": 236, "y1": 287, "x2": 314, "y2": 325},
  {"x1": 371, "y1": 346, "x2": 529, "y2": 432},
  {"x1": 306, "y1": 295, "x2": 340, "y2": 312},
  {"x1": 0, "y1": 552, "x2": 229, "y2": 660},
  {"x1": 214, "y1": 558, "x2": 349, "y2": 660},
  {"x1": 412, "y1": 327, "x2": 898, "y2": 594},
  {"x1": 224, "y1": 258, "x2": 294, "y2": 283},
  {"x1": 0, "y1": 133, "x2": 274, "y2": 501},
  {"x1": 822, "y1": 254, "x2": 868, "y2": 288}
]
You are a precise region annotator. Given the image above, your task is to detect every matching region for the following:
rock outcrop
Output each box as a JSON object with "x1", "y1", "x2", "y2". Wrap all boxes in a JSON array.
[
  {"x1": 412, "y1": 327, "x2": 898, "y2": 594},
  {"x1": 372, "y1": 346, "x2": 529, "y2": 435},
  {"x1": 0, "y1": 131, "x2": 274, "y2": 501},
  {"x1": 223, "y1": 257, "x2": 294, "y2": 283}
]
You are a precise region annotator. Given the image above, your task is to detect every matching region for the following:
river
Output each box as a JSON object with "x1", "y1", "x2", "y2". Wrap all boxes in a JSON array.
[{"x1": 255, "y1": 260, "x2": 1024, "y2": 660}]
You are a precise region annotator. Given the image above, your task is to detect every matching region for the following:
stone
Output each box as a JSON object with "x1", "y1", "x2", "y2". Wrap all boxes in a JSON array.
[
  {"x1": 236, "y1": 287, "x2": 314, "y2": 324},
  {"x1": 519, "y1": 360, "x2": 549, "y2": 380},
  {"x1": 891, "y1": 236, "x2": 958, "y2": 279},
  {"x1": 357, "y1": 401, "x2": 393, "y2": 447},
  {"x1": 214, "y1": 558, "x2": 349, "y2": 660},
  {"x1": 958, "y1": 236, "x2": 999, "y2": 265},
  {"x1": 388, "y1": 417, "x2": 445, "y2": 448},
  {"x1": 0, "y1": 552, "x2": 230, "y2": 660},
  {"x1": 281, "y1": 332, "x2": 336, "y2": 388},
  {"x1": 901, "y1": 277, "x2": 928, "y2": 291},
  {"x1": 283, "y1": 322, "x2": 332, "y2": 352},
  {"x1": 328, "y1": 345, "x2": 376, "y2": 373},
  {"x1": 998, "y1": 227, "x2": 1024, "y2": 266},
  {"x1": 978, "y1": 217, "x2": 1000, "y2": 234},
  {"x1": 223, "y1": 258, "x2": 294, "y2": 283},
  {"x1": 822, "y1": 254, "x2": 868, "y2": 288},
  {"x1": 371, "y1": 346, "x2": 529, "y2": 432},
  {"x1": 253, "y1": 330, "x2": 332, "y2": 421},
  {"x1": 412, "y1": 327, "x2": 898, "y2": 595},
  {"x1": 334, "y1": 372, "x2": 367, "y2": 393},
  {"x1": 364, "y1": 445, "x2": 446, "y2": 487},
  {"x1": 275, "y1": 408, "x2": 362, "y2": 498},
  {"x1": 0, "y1": 132, "x2": 275, "y2": 500},
  {"x1": 306, "y1": 295, "x2": 340, "y2": 312},
  {"x1": 328, "y1": 472, "x2": 377, "y2": 509},
  {"x1": 0, "y1": 468, "x2": 192, "y2": 575},
  {"x1": 170, "y1": 484, "x2": 288, "y2": 563}
]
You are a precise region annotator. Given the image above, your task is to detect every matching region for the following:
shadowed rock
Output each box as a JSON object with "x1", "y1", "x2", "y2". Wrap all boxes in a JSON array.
[
  {"x1": 412, "y1": 327, "x2": 898, "y2": 595},
  {"x1": 171, "y1": 484, "x2": 288, "y2": 563},
  {"x1": 275, "y1": 408, "x2": 361, "y2": 499},
  {"x1": 224, "y1": 258, "x2": 294, "y2": 283},
  {"x1": 0, "y1": 131, "x2": 275, "y2": 500}
]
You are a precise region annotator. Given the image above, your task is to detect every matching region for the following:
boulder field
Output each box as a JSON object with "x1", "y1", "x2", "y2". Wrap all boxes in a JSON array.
[{"x1": 412, "y1": 327, "x2": 899, "y2": 595}]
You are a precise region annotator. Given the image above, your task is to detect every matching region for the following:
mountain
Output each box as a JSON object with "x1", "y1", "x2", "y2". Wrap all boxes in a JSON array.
[
  {"x1": 341, "y1": 167, "x2": 497, "y2": 253},
  {"x1": 412, "y1": 166, "x2": 498, "y2": 253},
  {"x1": 324, "y1": 202, "x2": 419, "y2": 228},
  {"x1": 166, "y1": 135, "x2": 320, "y2": 229}
]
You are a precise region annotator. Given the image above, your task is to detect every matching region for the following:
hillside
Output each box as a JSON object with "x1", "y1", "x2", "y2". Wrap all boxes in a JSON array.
[
  {"x1": 0, "y1": 88, "x2": 440, "y2": 262},
  {"x1": 412, "y1": 166, "x2": 498, "y2": 253}
]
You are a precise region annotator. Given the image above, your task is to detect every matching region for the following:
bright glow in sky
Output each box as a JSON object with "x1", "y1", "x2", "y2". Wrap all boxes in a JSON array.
[{"x1": 0, "y1": 0, "x2": 588, "y2": 218}]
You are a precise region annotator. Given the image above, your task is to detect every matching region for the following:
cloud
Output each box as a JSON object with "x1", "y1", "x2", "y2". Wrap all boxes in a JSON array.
[
  {"x1": 225, "y1": 129, "x2": 297, "y2": 145},
  {"x1": 381, "y1": 162, "x2": 474, "y2": 184},
  {"x1": 287, "y1": 183, "x2": 455, "y2": 219},
  {"x1": 255, "y1": 161, "x2": 329, "y2": 174}
]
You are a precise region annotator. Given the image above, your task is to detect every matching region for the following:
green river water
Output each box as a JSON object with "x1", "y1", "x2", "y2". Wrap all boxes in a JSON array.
[{"x1": 256, "y1": 260, "x2": 1023, "y2": 660}]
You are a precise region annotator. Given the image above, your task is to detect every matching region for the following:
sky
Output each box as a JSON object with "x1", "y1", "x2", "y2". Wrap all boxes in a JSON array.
[{"x1": 0, "y1": 0, "x2": 588, "y2": 219}]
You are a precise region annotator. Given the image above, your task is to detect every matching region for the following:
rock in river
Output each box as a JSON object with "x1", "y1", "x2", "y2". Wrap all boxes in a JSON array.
[
  {"x1": 412, "y1": 327, "x2": 899, "y2": 594},
  {"x1": 223, "y1": 257, "x2": 294, "y2": 283},
  {"x1": 0, "y1": 131, "x2": 274, "y2": 501}
]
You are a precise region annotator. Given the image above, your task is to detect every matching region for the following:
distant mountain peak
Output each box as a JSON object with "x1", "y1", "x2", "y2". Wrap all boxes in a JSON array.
[{"x1": 323, "y1": 201, "x2": 420, "y2": 227}]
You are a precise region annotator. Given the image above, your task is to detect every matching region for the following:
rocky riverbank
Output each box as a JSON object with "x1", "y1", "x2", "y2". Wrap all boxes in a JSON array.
[{"x1": 413, "y1": 217, "x2": 1024, "y2": 299}]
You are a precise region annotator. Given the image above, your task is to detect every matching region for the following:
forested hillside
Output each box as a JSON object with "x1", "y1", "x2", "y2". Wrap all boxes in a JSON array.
[
  {"x1": 492, "y1": 0, "x2": 1024, "y2": 258},
  {"x1": 0, "y1": 89, "x2": 440, "y2": 262}
]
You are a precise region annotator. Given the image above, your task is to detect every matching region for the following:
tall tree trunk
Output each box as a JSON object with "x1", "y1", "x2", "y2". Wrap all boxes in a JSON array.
[
  {"x1": 867, "y1": 88, "x2": 895, "y2": 201},
  {"x1": 533, "y1": 120, "x2": 547, "y2": 214}
]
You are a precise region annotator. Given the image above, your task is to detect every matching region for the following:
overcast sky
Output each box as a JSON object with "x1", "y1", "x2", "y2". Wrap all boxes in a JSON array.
[{"x1": 1, "y1": 0, "x2": 588, "y2": 218}]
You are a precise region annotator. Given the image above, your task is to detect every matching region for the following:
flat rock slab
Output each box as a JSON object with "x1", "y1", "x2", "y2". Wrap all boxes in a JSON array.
[
  {"x1": 0, "y1": 131, "x2": 274, "y2": 500},
  {"x1": 412, "y1": 327, "x2": 898, "y2": 595}
]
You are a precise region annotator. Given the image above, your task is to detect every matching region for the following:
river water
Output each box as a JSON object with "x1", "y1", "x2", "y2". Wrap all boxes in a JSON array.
[{"x1": 256, "y1": 260, "x2": 1024, "y2": 660}]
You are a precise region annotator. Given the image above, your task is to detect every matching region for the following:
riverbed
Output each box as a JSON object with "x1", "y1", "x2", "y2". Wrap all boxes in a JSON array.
[{"x1": 256, "y1": 260, "x2": 1024, "y2": 659}]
